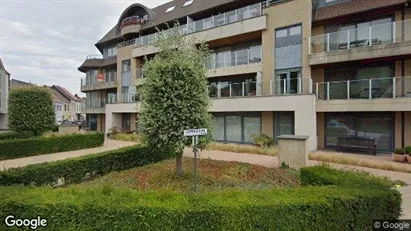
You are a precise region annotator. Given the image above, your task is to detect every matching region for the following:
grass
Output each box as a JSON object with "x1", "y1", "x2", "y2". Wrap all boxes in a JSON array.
[
  {"x1": 206, "y1": 142, "x2": 278, "y2": 156},
  {"x1": 110, "y1": 133, "x2": 141, "y2": 143},
  {"x1": 83, "y1": 157, "x2": 299, "y2": 193},
  {"x1": 309, "y1": 153, "x2": 411, "y2": 174}
]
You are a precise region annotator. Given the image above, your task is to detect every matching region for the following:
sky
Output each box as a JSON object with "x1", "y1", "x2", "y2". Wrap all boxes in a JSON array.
[{"x1": 0, "y1": 0, "x2": 168, "y2": 96}]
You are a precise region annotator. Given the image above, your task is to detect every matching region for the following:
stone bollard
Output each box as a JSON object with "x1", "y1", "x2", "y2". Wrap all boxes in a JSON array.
[{"x1": 277, "y1": 135, "x2": 309, "y2": 170}]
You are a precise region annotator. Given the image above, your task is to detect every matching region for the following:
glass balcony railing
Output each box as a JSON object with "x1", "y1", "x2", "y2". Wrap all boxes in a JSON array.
[
  {"x1": 85, "y1": 98, "x2": 108, "y2": 109},
  {"x1": 118, "y1": 3, "x2": 262, "y2": 48},
  {"x1": 136, "y1": 68, "x2": 145, "y2": 79},
  {"x1": 209, "y1": 81, "x2": 259, "y2": 98},
  {"x1": 85, "y1": 54, "x2": 116, "y2": 60},
  {"x1": 309, "y1": 19, "x2": 411, "y2": 54},
  {"x1": 269, "y1": 78, "x2": 313, "y2": 95},
  {"x1": 81, "y1": 73, "x2": 117, "y2": 87},
  {"x1": 206, "y1": 45, "x2": 262, "y2": 70},
  {"x1": 120, "y1": 93, "x2": 141, "y2": 103},
  {"x1": 313, "y1": 77, "x2": 411, "y2": 100}
]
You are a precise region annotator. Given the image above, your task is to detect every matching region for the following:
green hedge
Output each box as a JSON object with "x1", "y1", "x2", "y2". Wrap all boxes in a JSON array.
[
  {"x1": 0, "y1": 133, "x2": 104, "y2": 160},
  {"x1": 0, "y1": 164, "x2": 401, "y2": 230},
  {"x1": 0, "y1": 145, "x2": 173, "y2": 186},
  {"x1": 0, "y1": 131, "x2": 34, "y2": 140}
]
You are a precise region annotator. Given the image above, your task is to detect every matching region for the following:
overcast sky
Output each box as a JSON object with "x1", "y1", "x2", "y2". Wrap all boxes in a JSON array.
[{"x1": 0, "y1": 0, "x2": 168, "y2": 96}]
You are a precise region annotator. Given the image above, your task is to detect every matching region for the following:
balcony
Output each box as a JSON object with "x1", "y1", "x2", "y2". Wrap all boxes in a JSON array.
[
  {"x1": 119, "y1": 16, "x2": 147, "y2": 36},
  {"x1": 207, "y1": 45, "x2": 262, "y2": 77},
  {"x1": 309, "y1": 20, "x2": 411, "y2": 65},
  {"x1": 313, "y1": 77, "x2": 411, "y2": 111},
  {"x1": 81, "y1": 73, "x2": 117, "y2": 92},
  {"x1": 131, "y1": 3, "x2": 266, "y2": 56},
  {"x1": 84, "y1": 98, "x2": 108, "y2": 114}
]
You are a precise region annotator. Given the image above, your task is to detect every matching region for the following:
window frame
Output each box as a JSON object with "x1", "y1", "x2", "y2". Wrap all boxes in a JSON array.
[{"x1": 275, "y1": 24, "x2": 302, "y2": 48}]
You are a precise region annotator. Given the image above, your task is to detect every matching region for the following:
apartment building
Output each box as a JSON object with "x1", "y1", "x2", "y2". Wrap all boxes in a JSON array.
[
  {"x1": 0, "y1": 58, "x2": 10, "y2": 130},
  {"x1": 79, "y1": 0, "x2": 411, "y2": 152}
]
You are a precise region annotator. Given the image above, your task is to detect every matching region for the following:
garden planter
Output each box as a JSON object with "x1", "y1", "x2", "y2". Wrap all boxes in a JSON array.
[
  {"x1": 407, "y1": 155, "x2": 411, "y2": 164},
  {"x1": 393, "y1": 154, "x2": 407, "y2": 163}
]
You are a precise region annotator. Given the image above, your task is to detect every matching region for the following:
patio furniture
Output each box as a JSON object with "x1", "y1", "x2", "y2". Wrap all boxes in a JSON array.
[{"x1": 337, "y1": 136, "x2": 377, "y2": 155}]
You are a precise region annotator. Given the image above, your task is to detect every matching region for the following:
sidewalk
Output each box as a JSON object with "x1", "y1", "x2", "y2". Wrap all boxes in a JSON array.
[{"x1": 0, "y1": 139, "x2": 136, "y2": 170}]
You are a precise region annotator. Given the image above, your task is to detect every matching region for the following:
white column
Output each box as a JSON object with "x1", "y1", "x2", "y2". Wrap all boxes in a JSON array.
[
  {"x1": 393, "y1": 77, "x2": 396, "y2": 99},
  {"x1": 326, "y1": 82, "x2": 330, "y2": 100},
  {"x1": 283, "y1": 79, "x2": 286, "y2": 95},
  {"x1": 369, "y1": 26, "x2": 372, "y2": 46},
  {"x1": 242, "y1": 82, "x2": 245, "y2": 96},
  {"x1": 347, "y1": 30, "x2": 350, "y2": 49},
  {"x1": 393, "y1": 22, "x2": 396, "y2": 43},
  {"x1": 347, "y1": 80, "x2": 350, "y2": 100},
  {"x1": 369, "y1": 79, "x2": 372, "y2": 99},
  {"x1": 316, "y1": 83, "x2": 319, "y2": 100},
  {"x1": 217, "y1": 83, "x2": 221, "y2": 98},
  {"x1": 229, "y1": 84, "x2": 232, "y2": 97},
  {"x1": 326, "y1": 33, "x2": 330, "y2": 52}
]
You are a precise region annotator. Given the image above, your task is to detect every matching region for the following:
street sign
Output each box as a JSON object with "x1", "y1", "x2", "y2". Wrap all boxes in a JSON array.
[
  {"x1": 183, "y1": 128, "x2": 208, "y2": 137},
  {"x1": 183, "y1": 128, "x2": 208, "y2": 192}
]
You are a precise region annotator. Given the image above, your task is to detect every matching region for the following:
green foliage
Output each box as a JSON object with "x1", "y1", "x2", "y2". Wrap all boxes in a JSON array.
[
  {"x1": 0, "y1": 166, "x2": 401, "y2": 230},
  {"x1": 0, "y1": 145, "x2": 173, "y2": 186},
  {"x1": 140, "y1": 24, "x2": 213, "y2": 154},
  {"x1": 394, "y1": 148, "x2": 405, "y2": 155},
  {"x1": 0, "y1": 131, "x2": 34, "y2": 140},
  {"x1": 404, "y1": 146, "x2": 411, "y2": 155},
  {"x1": 0, "y1": 133, "x2": 104, "y2": 160},
  {"x1": 8, "y1": 86, "x2": 55, "y2": 136},
  {"x1": 251, "y1": 133, "x2": 273, "y2": 147}
]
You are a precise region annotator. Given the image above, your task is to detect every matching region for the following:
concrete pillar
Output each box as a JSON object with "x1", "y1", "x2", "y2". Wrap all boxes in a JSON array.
[
  {"x1": 395, "y1": 111, "x2": 402, "y2": 149},
  {"x1": 261, "y1": 111, "x2": 273, "y2": 137},
  {"x1": 295, "y1": 110, "x2": 317, "y2": 151},
  {"x1": 278, "y1": 135, "x2": 309, "y2": 169},
  {"x1": 405, "y1": 112, "x2": 411, "y2": 147}
]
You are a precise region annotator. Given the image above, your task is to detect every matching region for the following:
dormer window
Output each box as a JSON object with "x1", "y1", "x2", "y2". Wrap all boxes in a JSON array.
[
  {"x1": 183, "y1": 0, "x2": 193, "y2": 7},
  {"x1": 165, "y1": 6, "x2": 175, "y2": 13}
]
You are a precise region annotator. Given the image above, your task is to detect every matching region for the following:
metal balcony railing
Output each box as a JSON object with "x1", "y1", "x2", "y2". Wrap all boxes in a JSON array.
[
  {"x1": 309, "y1": 19, "x2": 411, "y2": 55},
  {"x1": 313, "y1": 76, "x2": 411, "y2": 100},
  {"x1": 85, "y1": 54, "x2": 116, "y2": 60},
  {"x1": 85, "y1": 98, "x2": 108, "y2": 109},
  {"x1": 81, "y1": 73, "x2": 117, "y2": 87},
  {"x1": 118, "y1": 3, "x2": 262, "y2": 48}
]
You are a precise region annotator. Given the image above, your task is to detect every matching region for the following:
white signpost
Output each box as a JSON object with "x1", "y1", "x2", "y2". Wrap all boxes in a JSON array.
[{"x1": 183, "y1": 128, "x2": 208, "y2": 192}]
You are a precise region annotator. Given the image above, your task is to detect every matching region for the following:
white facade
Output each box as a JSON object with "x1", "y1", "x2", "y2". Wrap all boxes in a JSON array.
[{"x1": 0, "y1": 68, "x2": 9, "y2": 130}]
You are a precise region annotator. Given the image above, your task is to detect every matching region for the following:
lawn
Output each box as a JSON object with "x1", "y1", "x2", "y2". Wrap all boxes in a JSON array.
[{"x1": 83, "y1": 157, "x2": 300, "y2": 193}]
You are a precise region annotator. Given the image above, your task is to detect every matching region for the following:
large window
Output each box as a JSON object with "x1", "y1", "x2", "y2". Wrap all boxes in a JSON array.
[
  {"x1": 325, "y1": 112, "x2": 394, "y2": 152},
  {"x1": 275, "y1": 25, "x2": 302, "y2": 47},
  {"x1": 274, "y1": 112, "x2": 295, "y2": 142},
  {"x1": 212, "y1": 113, "x2": 261, "y2": 143},
  {"x1": 122, "y1": 60, "x2": 131, "y2": 73},
  {"x1": 122, "y1": 114, "x2": 131, "y2": 131}
]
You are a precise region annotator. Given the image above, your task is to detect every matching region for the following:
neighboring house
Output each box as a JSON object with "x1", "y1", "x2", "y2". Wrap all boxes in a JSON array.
[
  {"x1": 78, "y1": 0, "x2": 411, "y2": 153},
  {"x1": 0, "y1": 58, "x2": 10, "y2": 130},
  {"x1": 74, "y1": 94, "x2": 86, "y2": 120},
  {"x1": 49, "y1": 87, "x2": 70, "y2": 123},
  {"x1": 51, "y1": 85, "x2": 82, "y2": 121},
  {"x1": 10, "y1": 79, "x2": 32, "y2": 88}
]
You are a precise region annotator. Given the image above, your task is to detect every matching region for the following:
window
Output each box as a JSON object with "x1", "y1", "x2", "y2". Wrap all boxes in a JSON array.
[
  {"x1": 183, "y1": 0, "x2": 193, "y2": 7},
  {"x1": 165, "y1": 6, "x2": 175, "y2": 13},
  {"x1": 275, "y1": 25, "x2": 302, "y2": 47},
  {"x1": 275, "y1": 68, "x2": 301, "y2": 94},
  {"x1": 211, "y1": 113, "x2": 262, "y2": 143},
  {"x1": 122, "y1": 60, "x2": 131, "y2": 73},
  {"x1": 274, "y1": 112, "x2": 295, "y2": 143},
  {"x1": 243, "y1": 117, "x2": 261, "y2": 143}
]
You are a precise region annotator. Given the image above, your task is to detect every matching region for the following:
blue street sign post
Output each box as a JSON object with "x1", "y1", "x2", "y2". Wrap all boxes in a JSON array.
[{"x1": 183, "y1": 129, "x2": 208, "y2": 192}]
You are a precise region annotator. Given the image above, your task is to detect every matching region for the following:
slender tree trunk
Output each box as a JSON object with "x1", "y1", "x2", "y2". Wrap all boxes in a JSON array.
[{"x1": 176, "y1": 151, "x2": 183, "y2": 176}]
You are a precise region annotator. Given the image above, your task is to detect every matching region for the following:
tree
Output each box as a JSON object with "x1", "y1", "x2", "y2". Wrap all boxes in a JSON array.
[
  {"x1": 140, "y1": 25, "x2": 213, "y2": 176},
  {"x1": 9, "y1": 86, "x2": 55, "y2": 136}
]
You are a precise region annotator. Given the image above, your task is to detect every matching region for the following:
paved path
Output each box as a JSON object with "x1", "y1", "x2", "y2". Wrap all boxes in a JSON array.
[
  {"x1": 184, "y1": 148, "x2": 411, "y2": 219},
  {"x1": 0, "y1": 139, "x2": 136, "y2": 170}
]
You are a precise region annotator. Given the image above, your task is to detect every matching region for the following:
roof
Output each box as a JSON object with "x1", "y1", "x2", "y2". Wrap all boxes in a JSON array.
[
  {"x1": 96, "y1": 0, "x2": 246, "y2": 47},
  {"x1": 314, "y1": 0, "x2": 407, "y2": 22},
  {"x1": 51, "y1": 85, "x2": 77, "y2": 101},
  {"x1": 50, "y1": 87, "x2": 70, "y2": 104},
  {"x1": 10, "y1": 79, "x2": 33, "y2": 88},
  {"x1": 0, "y1": 58, "x2": 10, "y2": 75}
]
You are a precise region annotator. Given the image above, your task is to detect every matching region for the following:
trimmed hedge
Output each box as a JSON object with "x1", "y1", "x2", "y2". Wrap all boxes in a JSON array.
[
  {"x1": 0, "y1": 131, "x2": 34, "y2": 140},
  {"x1": 0, "y1": 145, "x2": 173, "y2": 186},
  {"x1": 0, "y1": 133, "x2": 104, "y2": 160},
  {"x1": 0, "y1": 164, "x2": 401, "y2": 230}
]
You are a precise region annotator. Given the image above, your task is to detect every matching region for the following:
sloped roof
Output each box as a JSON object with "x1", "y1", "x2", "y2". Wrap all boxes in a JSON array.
[
  {"x1": 0, "y1": 57, "x2": 10, "y2": 75},
  {"x1": 96, "y1": 0, "x2": 247, "y2": 46},
  {"x1": 10, "y1": 79, "x2": 33, "y2": 88},
  {"x1": 52, "y1": 85, "x2": 77, "y2": 101},
  {"x1": 314, "y1": 0, "x2": 407, "y2": 22},
  {"x1": 50, "y1": 87, "x2": 70, "y2": 104}
]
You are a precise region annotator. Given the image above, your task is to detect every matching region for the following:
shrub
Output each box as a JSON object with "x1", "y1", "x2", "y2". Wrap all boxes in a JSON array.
[
  {"x1": 8, "y1": 86, "x2": 55, "y2": 136},
  {"x1": 0, "y1": 131, "x2": 34, "y2": 140},
  {"x1": 394, "y1": 148, "x2": 405, "y2": 155},
  {"x1": 0, "y1": 133, "x2": 104, "y2": 160},
  {"x1": 404, "y1": 146, "x2": 411, "y2": 155},
  {"x1": 0, "y1": 166, "x2": 401, "y2": 230},
  {"x1": 111, "y1": 133, "x2": 141, "y2": 143},
  {"x1": 0, "y1": 145, "x2": 174, "y2": 186},
  {"x1": 251, "y1": 133, "x2": 273, "y2": 147}
]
